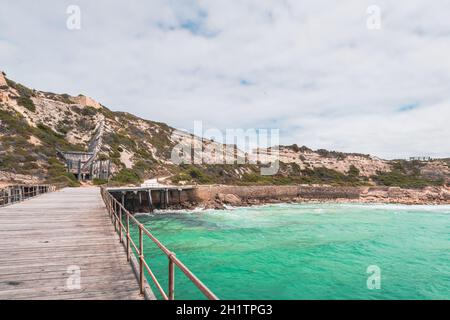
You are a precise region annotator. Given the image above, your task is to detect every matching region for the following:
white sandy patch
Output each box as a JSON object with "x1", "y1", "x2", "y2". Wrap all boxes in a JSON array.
[
  {"x1": 28, "y1": 135, "x2": 42, "y2": 146},
  {"x1": 120, "y1": 149, "x2": 134, "y2": 168}
]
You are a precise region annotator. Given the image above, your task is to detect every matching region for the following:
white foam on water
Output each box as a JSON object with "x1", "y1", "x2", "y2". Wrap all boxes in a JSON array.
[{"x1": 134, "y1": 202, "x2": 450, "y2": 219}]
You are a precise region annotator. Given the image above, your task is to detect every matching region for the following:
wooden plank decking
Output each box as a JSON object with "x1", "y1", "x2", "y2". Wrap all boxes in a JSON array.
[{"x1": 0, "y1": 187, "x2": 144, "y2": 300}]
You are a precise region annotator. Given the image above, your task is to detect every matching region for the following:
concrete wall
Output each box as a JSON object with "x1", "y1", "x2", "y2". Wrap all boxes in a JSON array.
[{"x1": 193, "y1": 185, "x2": 361, "y2": 202}]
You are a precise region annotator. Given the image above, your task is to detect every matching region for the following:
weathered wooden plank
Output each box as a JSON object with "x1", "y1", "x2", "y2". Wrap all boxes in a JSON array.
[
  {"x1": 0, "y1": 263, "x2": 140, "y2": 277},
  {"x1": 0, "y1": 187, "x2": 146, "y2": 300}
]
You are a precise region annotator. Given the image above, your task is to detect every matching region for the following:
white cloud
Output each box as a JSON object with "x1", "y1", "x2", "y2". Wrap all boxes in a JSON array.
[{"x1": 0, "y1": 0, "x2": 449, "y2": 159}]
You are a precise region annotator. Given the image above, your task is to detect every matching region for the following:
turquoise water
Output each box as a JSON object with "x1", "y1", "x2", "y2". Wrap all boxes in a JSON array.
[{"x1": 130, "y1": 203, "x2": 450, "y2": 300}]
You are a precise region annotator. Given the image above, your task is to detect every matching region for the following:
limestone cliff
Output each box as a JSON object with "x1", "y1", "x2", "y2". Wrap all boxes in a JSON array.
[{"x1": 0, "y1": 71, "x2": 448, "y2": 188}]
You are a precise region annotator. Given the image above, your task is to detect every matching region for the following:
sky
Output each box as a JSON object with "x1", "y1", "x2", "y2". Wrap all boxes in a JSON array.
[{"x1": 0, "y1": 0, "x2": 449, "y2": 159}]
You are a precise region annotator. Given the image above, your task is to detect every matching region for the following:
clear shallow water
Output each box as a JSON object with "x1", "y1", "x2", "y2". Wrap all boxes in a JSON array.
[{"x1": 130, "y1": 203, "x2": 450, "y2": 300}]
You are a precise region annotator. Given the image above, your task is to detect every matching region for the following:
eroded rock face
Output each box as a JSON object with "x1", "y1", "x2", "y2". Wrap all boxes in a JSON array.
[
  {"x1": 0, "y1": 91, "x2": 9, "y2": 103},
  {"x1": 421, "y1": 162, "x2": 450, "y2": 183},
  {"x1": 359, "y1": 186, "x2": 450, "y2": 204},
  {"x1": 0, "y1": 72, "x2": 8, "y2": 102},
  {"x1": 194, "y1": 185, "x2": 450, "y2": 207},
  {"x1": 0, "y1": 72, "x2": 7, "y2": 87},
  {"x1": 0, "y1": 171, "x2": 41, "y2": 185},
  {"x1": 217, "y1": 193, "x2": 242, "y2": 205}
]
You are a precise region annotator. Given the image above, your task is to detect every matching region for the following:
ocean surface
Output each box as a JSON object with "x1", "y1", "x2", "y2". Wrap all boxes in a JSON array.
[{"x1": 130, "y1": 203, "x2": 450, "y2": 300}]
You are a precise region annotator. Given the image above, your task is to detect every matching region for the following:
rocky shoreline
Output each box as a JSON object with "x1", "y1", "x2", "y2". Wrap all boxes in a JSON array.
[{"x1": 191, "y1": 185, "x2": 450, "y2": 210}]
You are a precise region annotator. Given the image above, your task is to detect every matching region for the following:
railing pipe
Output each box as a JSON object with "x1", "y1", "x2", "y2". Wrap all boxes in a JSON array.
[
  {"x1": 139, "y1": 225, "x2": 144, "y2": 295},
  {"x1": 169, "y1": 254, "x2": 175, "y2": 300},
  {"x1": 100, "y1": 187, "x2": 218, "y2": 300},
  {"x1": 126, "y1": 214, "x2": 130, "y2": 262},
  {"x1": 119, "y1": 205, "x2": 123, "y2": 243}
]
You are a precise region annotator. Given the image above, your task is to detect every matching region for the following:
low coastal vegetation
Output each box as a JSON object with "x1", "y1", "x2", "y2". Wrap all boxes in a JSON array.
[
  {"x1": 93, "y1": 178, "x2": 108, "y2": 185},
  {"x1": 169, "y1": 161, "x2": 446, "y2": 189},
  {"x1": 170, "y1": 163, "x2": 369, "y2": 186},
  {"x1": 371, "y1": 160, "x2": 444, "y2": 189},
  {"x1": 0, "y1": 108, "x2": 83, "y2": 186},
  {"x1": 6, "y1": 78, "x2": 36, "y2": 112},
  {"x1": 109, "y1": 168, "x2": 142, "y2": 185}
]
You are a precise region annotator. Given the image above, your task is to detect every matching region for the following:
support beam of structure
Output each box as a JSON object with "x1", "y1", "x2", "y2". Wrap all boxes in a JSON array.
[{"x1": 165, "y1": 189, "x2": 169, "y2": 207}]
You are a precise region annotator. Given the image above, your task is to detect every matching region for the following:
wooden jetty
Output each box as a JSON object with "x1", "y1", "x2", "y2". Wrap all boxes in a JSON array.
[{"x1": 0, "y1": 187, "x2": 145, "y2": 300}]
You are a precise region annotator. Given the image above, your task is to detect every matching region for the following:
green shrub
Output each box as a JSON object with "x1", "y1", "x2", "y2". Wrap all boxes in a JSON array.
[
  {"x1": 109, "y1": 148, "x2": 121, "y2": 159},
  {"x1": 348, "y1": 165, "x2": 360, "y2": 177},
  {"x1": 103, "y1": 132, "x2": 136, "y2": 151},
  {"x1": 47, "y1": 174, "x2": 80, "y2": 187},
  {"x1": 371, "y1": 160, "x2": 443, "y2": 189},
  {"x1": 32, "y1": 122, "x2": 84, "y2": 151},
  {"x1": 187, "y1": 167, "x2": 213, "y2": 184},
  {"x1": 98, "y1": 106, "x2": 116, "y2": 119},
  {"x1": 97, "y1": 153, "x2": 109, "y2": 161},
  {"x1": 0, "y1": 109, "x2": 31, "y2": 136},
  {"x1": 56, "y1": 123, "x2": 70, "y2": 135},
  {"x1": 17, "y1": 96, "x2": 36, "y2": 112},
  {"x1": 76, "y1": 118, "x2": 95, "y2": 131},
  {"x1": 59, "y1": 94, "x2": 73, "y2": 104},
  {"x1": 371, "y1": 171, "x2": 442, "y2": 189},
  {"x1": 132, "y1": 160, "x2": 154, "y2": 177},
  {"x1": 172, "y1": 172, "x2": 192, "y2": 183},
  {"x1": 6, "y1": 78, "x2": 36, "y2": 112},
  {"x1": 93, "y1": 178, "x2": 108, "y2": 185},
  {"x1": 111, "y1": 168, "x2": 142, "y2": 185},
  {"x1": 241, "y1": 173, "x2": 272, "y2": 184},
  {"x1": 81, "y1": 106, "x2": 98, "y2": 117}
]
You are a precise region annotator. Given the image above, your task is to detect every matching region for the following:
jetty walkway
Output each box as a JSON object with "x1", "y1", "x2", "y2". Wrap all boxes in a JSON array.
[{"x1": 0, "y1": 187, "x2": 143, "y2": 300}]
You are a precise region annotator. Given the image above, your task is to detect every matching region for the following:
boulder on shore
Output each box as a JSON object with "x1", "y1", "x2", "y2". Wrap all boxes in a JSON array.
[{"x1": 217, "y1": 193, "x2": 242, "y2": 205}]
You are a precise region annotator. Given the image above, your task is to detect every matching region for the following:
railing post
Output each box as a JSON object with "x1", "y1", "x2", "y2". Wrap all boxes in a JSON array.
[
  {"x1": 139, "y1": 225, "x2": 144, "y2": 295},
  {"x1": 119, "y1": 205, "x2": 123, "y2": 243},
  {"x1": 114, "y1": 201, "x2": 117, "y2": 229},
  {"x1": 99, "y1": 188, "x2": 218, "y2": 300},
  {"x1": 111, "y1": 198, "x2": 114, "y2": 220},
  {"x1": 126, "y1": 214, "x2": 130, "y2": 262},
  {"x1": 169, "y1": 254, "x2": 175, "y2": 300},
  {"x1": 108, "y1": 196, "x2": 112, "y2": 218},
  {"x1": 109, "y1": 196, "x2": 112, "y2": 217},
  {"x1": 111, "y1": 198, "x2": 114, "y2": 221}
]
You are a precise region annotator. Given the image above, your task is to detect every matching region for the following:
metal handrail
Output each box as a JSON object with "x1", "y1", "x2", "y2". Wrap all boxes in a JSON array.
[
  {"x1": 100, "y1": 187, "x2": 218, "y2": 300},
  {"x1": 0, "y1": 184, "x2": 57, "y2": 207}
]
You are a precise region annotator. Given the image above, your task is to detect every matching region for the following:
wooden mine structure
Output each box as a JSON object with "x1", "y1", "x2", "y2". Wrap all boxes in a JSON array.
[{"x1": 59, "y1": 150, "x2": 110, "y2": 181}]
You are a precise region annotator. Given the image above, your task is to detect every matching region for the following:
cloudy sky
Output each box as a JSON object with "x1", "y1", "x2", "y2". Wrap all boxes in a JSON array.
[{"x1": 1, "y1": 0, "x2": 449, "y2": 159}]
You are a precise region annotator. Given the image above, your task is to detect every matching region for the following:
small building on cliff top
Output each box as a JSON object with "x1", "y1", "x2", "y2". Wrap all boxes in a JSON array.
[{"x1": 70, "y1": 95, "x2": 102, "y2": 109}]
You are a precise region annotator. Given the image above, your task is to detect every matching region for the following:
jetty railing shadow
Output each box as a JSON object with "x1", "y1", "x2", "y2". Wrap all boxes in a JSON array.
[
  {"x1": 0, "y1": 184, "x2": 57, "y2": 207},
  {"x1": 100, "y1": 187, "x2": 218, "y2": 300}
]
